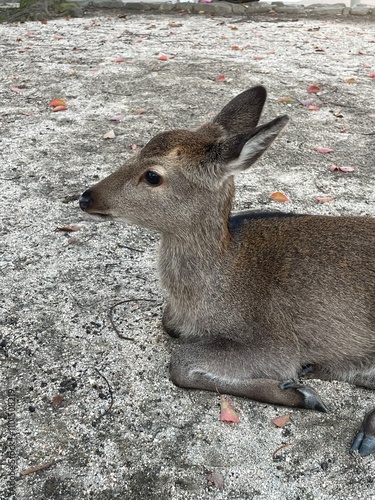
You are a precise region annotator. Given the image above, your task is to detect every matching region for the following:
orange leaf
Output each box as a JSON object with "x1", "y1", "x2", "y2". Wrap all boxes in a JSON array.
[
  {"x1": 50, "y1": 98, "x2": 66, "y2": 107},
  {"x1": 307, "y1": 84, "x2": 321, "y2": 94},
  {"x1": 220, "y1": 396, "x2": 240, "y2": 423},
  {"x1": 272, "y1": 415, "x2": 290, "y2": 428},
  {"x1": 315, "y1": 196, "x2": 334, "y2": 203},
  {"x1": 52, "y1": 105, "x2": 67, "y2": 112},
  {"x1": 231, "y1": 45, "x2": 241, "y2": 51},
  {"x1": 269, "y1": 191, "x2": 289, "y2": 203}
]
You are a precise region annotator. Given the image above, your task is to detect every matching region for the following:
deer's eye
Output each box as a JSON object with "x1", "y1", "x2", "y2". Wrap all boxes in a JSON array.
[{"x1": 142, "y1": 170, "x2": 163, "y2": 186}]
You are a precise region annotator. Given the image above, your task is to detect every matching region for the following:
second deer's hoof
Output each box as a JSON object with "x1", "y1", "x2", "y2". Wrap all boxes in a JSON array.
[
  {"x1": 350, "y1": 409, "x2": 375, "y2": 457},
  {"x1": 280, "y1": 381, "x2": 328, "y2": 413}
]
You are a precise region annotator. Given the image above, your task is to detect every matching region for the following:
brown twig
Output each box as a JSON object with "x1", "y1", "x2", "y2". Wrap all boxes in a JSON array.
[
  {"x1": 272, "y1": 443, "x2": 292, "y2": 459},
  {"x1": 20, "y1": 462, "x2": 55, "y2": 476}
]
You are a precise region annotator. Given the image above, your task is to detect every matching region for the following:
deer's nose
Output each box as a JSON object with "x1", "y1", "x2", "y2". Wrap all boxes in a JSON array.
[{"x1": 79, "y1": 190, "x2": 93, "y2": 211}]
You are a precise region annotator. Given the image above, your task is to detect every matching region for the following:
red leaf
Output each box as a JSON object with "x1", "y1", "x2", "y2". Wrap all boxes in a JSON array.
[
  {"x1": 272, "y1": 415, "x2": 290, "y2": 428},
  {"x1": 269, "y1": 191, "x2": 290, "y2": 203},
  {"x1": 158, "y1": 54, "x2": 168, "y2": 61},
  {"x1": 307, "y1": 84, "x2": 321, "y2": 94},
  {"x1": 308, "y1": 105, "x2": 320, "y2": 111},
  {"x1": 40, "y1": 19, "x2": 47, "y2": 24},
  {"x1": 50, "y1": 98, "x2": 67, "y2": 107},
  {"x1": 369, "y1": 72, "x2": 375, "y2": 78},
  {"x1": 231, "y1": 45, "x2": 241, "y2": 51},
  {"x1": 113, "y1": 57, "x2": 125, "y2": 63},
  {"x1": 11, "y1": 87, "x2": 24, "y2": 94},
  {"x1": 215, "y1": 75, "x2": 226, "y2": 82},
  {"x1": 315, "y1": 147, "x2": 334, "y2": 153},
  {"x1": 220, "y1": 396, "x2": 240, "y2": 423},
  {"x1": 315, "y1": 196, "x2": 334, "y2": 203}
]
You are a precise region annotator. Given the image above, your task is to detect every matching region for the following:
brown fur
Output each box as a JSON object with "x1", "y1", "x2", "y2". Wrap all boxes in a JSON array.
[{"x1": 80, "y1": 86, "x2": 375, "y2": 455}]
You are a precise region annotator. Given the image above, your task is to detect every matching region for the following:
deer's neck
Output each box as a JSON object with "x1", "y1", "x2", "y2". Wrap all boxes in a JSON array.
[{"x1": 158, "y1": 179, "x2": 234, "y2": 300}]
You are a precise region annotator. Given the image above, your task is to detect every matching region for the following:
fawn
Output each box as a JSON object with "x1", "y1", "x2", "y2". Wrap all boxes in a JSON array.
[{"x1": 80, "y1": 86, "x2": 375, "y2": 456}]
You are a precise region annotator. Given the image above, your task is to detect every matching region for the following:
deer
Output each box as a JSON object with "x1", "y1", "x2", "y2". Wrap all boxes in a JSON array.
[{"x1": 79, "y1": 85, "x2": 375, "y2": 457}]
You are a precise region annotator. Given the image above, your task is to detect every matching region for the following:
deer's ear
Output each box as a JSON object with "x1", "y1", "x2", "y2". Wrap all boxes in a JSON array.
[
  {"x1": 213, "y1": 86, "x2": 267, "y2": 135},
  {"x1": 208, "y1": 115, "x2": 289, "y2": 176}
]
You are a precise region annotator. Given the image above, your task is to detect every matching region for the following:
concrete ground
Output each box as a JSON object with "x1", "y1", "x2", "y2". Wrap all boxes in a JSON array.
[{"x1": 1, "y1": 8, "x2": 375, "y2": 500}]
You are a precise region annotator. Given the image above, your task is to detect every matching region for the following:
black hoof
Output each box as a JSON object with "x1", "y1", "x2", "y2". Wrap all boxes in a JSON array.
[
  {"x1": 350, "y1": 432, "x2": 375, "y2": 457},
  {"x1": 280, "y1": 381, "x2": 328, "y2": 413},
  {"x1": 350, "y1": 409, "x2": 375, "y2": 457}
]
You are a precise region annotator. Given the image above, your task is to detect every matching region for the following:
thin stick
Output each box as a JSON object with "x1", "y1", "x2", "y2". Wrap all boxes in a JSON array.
[
  {"x1": 20, "y1": 462, "x2": 55, "y2": 476},
  {"x1": 109, "y1": 298, "x2": 158, "y2": 341}
]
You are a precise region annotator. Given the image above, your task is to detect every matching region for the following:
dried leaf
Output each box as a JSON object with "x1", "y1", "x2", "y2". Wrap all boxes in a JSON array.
[
  {"x1": 50, "y1": 98, "x2": 66, "y2": 107},
  {"x1": 168, "y1": 22, "x2": 182, "y2": 27},
  {"x1": 345, "y1": 77, "x2": 356, "y2": 84},
  {"x1": 315, "y1": 147, "x2": 334, "y2": 153},
  {"x1": 55, "y1": 225, "x2": 80, "y2": 232},
  {"x1": 252, "y1": 56, "x2": 263, "y2": 61},
  {"x1": 131, "y1": 144, "x2": 138, "y2": 150},
  {"x1": 220, "y1": 395, "x2": 240, "y2": 423},
  {"x1": 231, "y1": 45, "x2": 241, "y2": 51},
  {"x1": 308, "y1": 105, "x2": 320, "y2": 111},
  {"x1": 103, "y1": 130, "x2": 115, "y2": 139},
  {"x1": 269, "y1": 191, "x2": 290, "y2": 203},
  {"x1": 52, "y1": 394, "x2": 64, "y2": 406},
  {"x1": 272, "y1": 415, "x2": 290, "y2": 428},
  {"x1": 113, "y1": 57, "x2": 125, "y2": 63},
  {"x1": 370, "y1": 72, "x2": 375, "y2": 78},
  {"x1": 278, "y1": 96, "x2": 293, "y2": 104},
  {"x1": 11, "y1": 87, "x2": 24, "y2": 94},
  {"x1": 330, "y1": 164, "x2": 355, "y2": 173},
  {"x1": 300, "y1": 98, "x2": 313, "y2": 106},
  {"x1": 133, "y1": 109, "x2": 145, "y2": 115},
  {"x1": 215, "y1": 75, "x2": 226, "y2": 82},
  {"x1": 158, "y1": 54, "x2": 168, "y2": 61},
  {"x1": 40, "y1": 19, "x2": 47, "y2": 24},
  {"x1": 207, "y1": 471, "x2": 224, "y2": 489},
  {"x1": 315, "y1": 196, "x2": 334, "y2": 203},
  {"x1": 307, "y1": 84, "x2": 321, "y2": 94},
  {"x1": 109, "y1": 115, "x2": 125, "y2": 121},
  {"x1": 52, "y1": 105, "x2": 68, "y2": 112}
]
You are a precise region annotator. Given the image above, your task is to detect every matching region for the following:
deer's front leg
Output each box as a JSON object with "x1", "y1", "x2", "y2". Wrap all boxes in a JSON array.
[{"x1": 170, "y1": 338, "x2": 327, "y2": 412}]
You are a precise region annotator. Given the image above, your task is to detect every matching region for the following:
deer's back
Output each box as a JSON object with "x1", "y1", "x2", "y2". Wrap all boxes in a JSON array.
[{"x1": 226, "y1": 212, "x2": 375, "y2": 365}]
